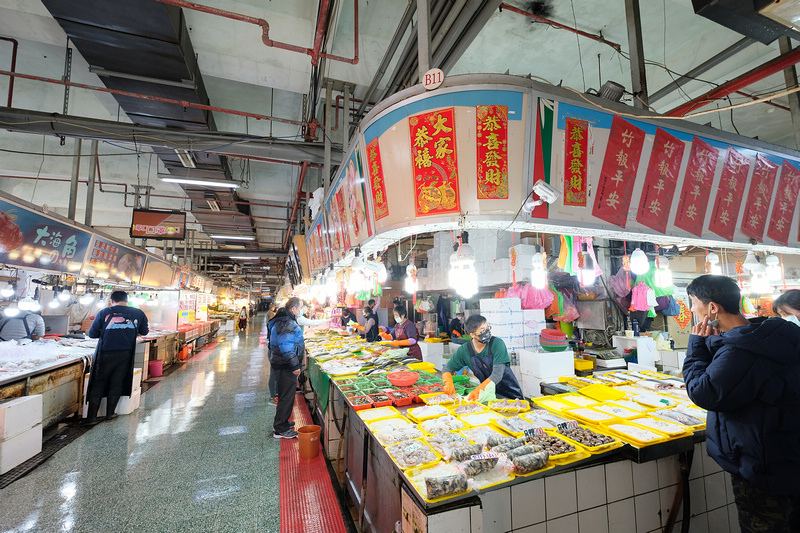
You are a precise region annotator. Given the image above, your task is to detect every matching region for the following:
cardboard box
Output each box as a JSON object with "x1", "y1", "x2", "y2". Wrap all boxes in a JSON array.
[
  {"x1": 0, "y1": 395, "x2": 43, "y2": 440},
  {"x1": 0, "y1": 423, "x2": 42, "y2": 474}
]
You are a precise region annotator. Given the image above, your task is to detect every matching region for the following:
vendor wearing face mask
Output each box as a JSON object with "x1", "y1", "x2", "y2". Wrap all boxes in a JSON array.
[
  {"x1": 379, "y1": 305, "x2": 422, "y2": 360},
  {"x1": 442, "y1": 315, "x2": 524, "y2": 400},
  {"x1": 773, "y1": 289, "x2": 800, "y2": 326}
]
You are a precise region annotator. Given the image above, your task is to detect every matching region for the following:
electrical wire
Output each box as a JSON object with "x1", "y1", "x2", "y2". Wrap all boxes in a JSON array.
[
  {"x1": 569, "y1": 0, "x2": 586, "y2": 92},
  {"x1": 496, "y1": 189, "x2": 534, "y2": 240}
]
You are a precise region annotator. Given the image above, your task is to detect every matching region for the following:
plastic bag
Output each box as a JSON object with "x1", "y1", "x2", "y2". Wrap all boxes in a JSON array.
[
  {"x1": 609, "y1": 267, "x2": 631, "y2": 298},
  {"x1": 521, "y1": 284, "x2": 554, "y2": 310},
  {"x1": 477, "y1": 381, "x2": 497, "y2": 404},
  {"x1": 631, "y1": 282, "x2": 650, "y2": 311},
  {"x1": 663, "y1": 296, "x2": 681, "y2": 316}
]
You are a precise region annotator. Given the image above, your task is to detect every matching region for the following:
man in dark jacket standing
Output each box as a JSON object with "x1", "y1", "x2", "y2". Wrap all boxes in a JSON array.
[
  {"x1": 683, "y1": 275, "x2": 800, "y2": 532},
  {"x1": 86, "y1": 291, "x2": 149, "y2": 424},
  {"x1": 268, "y1": 297, "x2": 304, "y2": 439}
]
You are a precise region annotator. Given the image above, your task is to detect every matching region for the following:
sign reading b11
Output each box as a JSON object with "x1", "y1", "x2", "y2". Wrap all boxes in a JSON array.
[{"x1": 423, "y1": 68, "x2": 444, "y2": 90}]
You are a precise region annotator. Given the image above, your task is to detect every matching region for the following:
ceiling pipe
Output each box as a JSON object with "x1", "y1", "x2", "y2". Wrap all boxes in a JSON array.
[
  {"x1": 734, "y1": 90, "x2": 790, "y2": 111},
  {"x1": 499, "y1": 3, "x2": 621, "y2": 52},
  {"x1": 666, "y1": 47, "x2": 800, "y2": 116},
  {"x1": 283, "y1": 161, "x2": 309, "y2": 250},
  {"x1": 0, "y1": 69, "x2": 304, "y2": 126},
  {"x1": 320, "y1": 0, "x2": 359, "y2": 65},
  {"x1": 0, "y1": 36, "x2": 18, "y2": 107}
]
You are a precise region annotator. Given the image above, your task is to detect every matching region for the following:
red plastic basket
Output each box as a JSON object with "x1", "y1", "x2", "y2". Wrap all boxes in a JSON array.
[
  {"x1": 349, "y1": 395, "x2": 374, "y2": 411},
  {"x1": 387, "y1": 371, "x2": 420, "y2": 387},
  {"x1": 387, "y1": 390, "x2": 414, "y2": 407},
  {"x1": 368, "y1": 393, "x2": 394, "y2": 408}
]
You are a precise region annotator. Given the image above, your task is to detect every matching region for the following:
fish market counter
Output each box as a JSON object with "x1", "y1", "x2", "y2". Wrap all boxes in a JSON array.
[{"x1": 307, "y1": 351, "x2": 737, "y2": 533}]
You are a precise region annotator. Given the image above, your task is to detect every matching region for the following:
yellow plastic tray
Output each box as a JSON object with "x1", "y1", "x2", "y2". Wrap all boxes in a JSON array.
[
  {"x1": 367, "y1": 416, "x2": 414, "y2": 433},
  {"x1": 489, "y1": 415, "x2": 540, "y2": 438},
  {"x1": 591, "y1": 403, "x2": 642, "y2": 420},
  {"x1": 418, "y1": 415, "x2": 469, "y2": 437},
  {"x1": 629, "y1": 416, "x2": 693, "y2": 438},
  {"x1": 533, "y1": 397, "x2": 575, "y2": 412},
  {"x1": 407, "y1": 404, "x2": 451, "y2": 423},
  {"x1": 358, "y1": 406, "x2": 401, "y2": 422},
  {"x1": 578, "y1": 383, "x2": 626, "y2": 402},
  {"x1": 406, "y1": 462, "x2": 472, "y2": 504},
  {"x1": 419, "y1": 392, "x2": 460, "y2": 406},
  {"x1": 600, "y1": 421, "x2": 671, "y2": 447},
  {"x1": 555, "y1": 393, "x2": 599, "y2": 408},
  {"x1": 458, "y1": 411, "x2": 506, "y2": 428},
  {"x1": 487, "y1": 399, "x2": 532, "y2": 413},
  {"x1": 408, "y1": 361, "x2": 437, "y2": 374},
  {"x1": 386, "y1": 438, "x2": 442, "y2": 471},
  {"x1": 522, "y1": 432, "x2": 591, "y2": 465},
  {"x1": 563, "y1": 407, "x2": 620, "y2": 426},
  {"x1": 448, "y1": 401, "x2": 489, "y2": 417},
  {"x1": 546, "y1": 424, "x2": 624, "y2": 455}
]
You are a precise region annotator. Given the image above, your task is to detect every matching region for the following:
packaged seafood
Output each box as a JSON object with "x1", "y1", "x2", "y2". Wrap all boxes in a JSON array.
[
  {"x1": 485, "y1": 434, "x2": 515, "y2": 448},
  {"x1": 557, "y1": 426, "x2": 615, "y2": 447},
  {"x1": 421, "y1": 415, "x2": 466, "y2": 435},
  {"x1": 427, "y1": 432, "x2": 471, "y2": 459},
  {"x1": 492, "y1": 437, "x2": 528, "y2": 452},
  {"x1": 607, "y1": 423, "x2": 665, "y2": 444},
  {"x1": 607, "y1": 399, "x2": 648, "y2": 412},
  {"x1": 409, "y1": 405, "x2": 449, "y2": 420},
  {"x1": 513, "y1": 451, "x2": 550, "y2": 474},
  {"x1": 460, "y1": 457, "x2": 500, "y2": 477},
  {"x1": 460, "y1": 426, "x2": 506, "y2": 446},
  {"x1": 386, "y1": 440, "x2": 439, "y2": 469},
  {"x1": 593, "y1": 404, "x2": 640, "y2": 419},
  {"x1": 368, "y1": 417, "x2": 413, "y2": 433},
  {"x1": 423, "y1": 393, "x2": 459, "y2": 404},
  {"x1": 496, "y1": 416, "x2": 538, "y2": 434},
  {"x1": 630, "y1": 417, "x2": 690, "y2": 437},
  {"x1": 459, "y1": 412, "x2": 502, "y2": 427},
  {"x1": 524, "y1": 434, "x2": 576, "y2": 455},
  {"x1": 450, "y1": 443, "x2": 485, "y2": 463},
  {"x1": 653, "y1": 409, "x2": 704, "y2": 427},
  {"x1": 674, "y1": 405, "x2": 707, "y2": 422},
  {"x1": 632, "y1": 394, "x2": 678, "y2": 408},
  {"x1": 376, "y1": 425, "x2": 424, "y2": 446},
  {"x1": 452, "y1": 403, "x2": 486, "y2": 415},
  {"x1": 489, "y1": 399, "x2": 531, "y2": 412},
  {"x1": 425, "y1": 473, "x2": 469, "y2": 500},
  {"x1": 521, "y1": 410, "x2": 568, "y2": 429},
  {"x1": 505, "y1": 444, "x2": 544, "y2": 460},
  {"x1": 566, "y1": 408, "x2": 617, "y2": 423}
]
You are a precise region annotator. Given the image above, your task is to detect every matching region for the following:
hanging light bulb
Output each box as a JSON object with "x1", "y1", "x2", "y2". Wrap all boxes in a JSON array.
[
  {"x1": 706, "y1": 252, "x2": 722, "y2": 275},
  {"x1": 4, "y1": 306, "x2": 19, "y2": 317},
  {"x1": 530, "y1": 245, "x2": 547, "y2": 289},
  {"x1": 18, "y1": 297, "x2": 36, "y2": 311},
  {"x1": 630, "y1": 248, "x2": 650, "y2": 275},
  {"x1": 448, "y1": 242, "x2": 460, "y2": 288},
  {"x1": 79, "y1": 291, "x2": 94, "y2": 305},
  {"x1": 449, "y1": 232, "x2": 478, "y2": 298},
  {"x1": 1, "y1": 283, "x2": 15, "y2": 299},
  {"x1": 655, "y1": 250, "x2": 672, "y2": 288},
  {"x1": 376, "y1": 258, "x2": 387, "y2": 283},
  {"x1": 58, "y1": 286, "x2": 71, "y2": 301},
  {"x1": 751, "y1": 272, "x2": 771, "y2": 294},
  {"x1": 765, "y1": 254, "x2": 781, "y2": 281},
  {"x1": 742, "y1": 250, "x2": 763, "y2": 272},
  {"x1": 579, "y1": 242, "x2": 596, "y2": 287},
  {"x1": 772, "y1": 288, "x2": 782, "y2": 301},
  {"x1": 404, "y1": 263, "x2": 418, "y2": 294},
  {"x1": 48, "y1": 299, "x2": 60, "y2": 309}
]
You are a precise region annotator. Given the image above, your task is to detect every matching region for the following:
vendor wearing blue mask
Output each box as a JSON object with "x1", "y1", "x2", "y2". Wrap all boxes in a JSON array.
[
  {"x1": 774, "y1": 289, "x2": 800, "y2": 326},
  {"x1": 441, "y1": 314, "x2": 523, "y2": 400}
]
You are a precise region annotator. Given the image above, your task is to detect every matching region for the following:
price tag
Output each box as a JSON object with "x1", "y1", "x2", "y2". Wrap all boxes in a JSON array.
[
  {"x1": 556, "y1": 421, "x2": 580, "y2": 432},
  {"x1": 659, "y1": 398, "x2": 671, "y2": 405},
  {"x1": 470, "y1": 452, "x2": 505, "y2": 460},
  {"x1": 523, "y1": 427, "x2": 546, "y2": 439}
]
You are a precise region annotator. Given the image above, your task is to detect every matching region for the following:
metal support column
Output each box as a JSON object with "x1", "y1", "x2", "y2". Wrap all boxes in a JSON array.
[
  {"x1": 416, "y1": 0, "x2": 431, "y2": 77},
  {"x1": 189, "y1": 229, "x2": 196, "y2": 270},
  {"x1": 324, "y1": 80, "x2": 333, "y2": 189},
  {"x1": 170, "y1": 240, "x2": 176, "y2": 263},
  {"x1": 779, "y1": 36, "x2": 800, "y2": 150},
  {"x1": 342, "y1": 84, "x2": 351, "y2": 153},
  {"x1": 68, "y1": 138, "x2": 82, "y2": 220},
  {"x1": 84, "y1": 140, "x2": 98, "y2": 227},
  {"x1": 624, "y1": 0, "x2": 648, "y2": 109}
]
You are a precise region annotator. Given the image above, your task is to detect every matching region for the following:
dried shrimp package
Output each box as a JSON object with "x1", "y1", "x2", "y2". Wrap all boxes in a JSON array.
[
  {"x1": 387, "y1": 440, "x2": 438, "y2": 469},
  {"x1": 449, "y1": 443, "x2": 484, "y2": 463},
  {"x1": 513, "y1": 451, "x2": 550, "y2": 474},
  {"x1": 461, "y1": 426, "x2": 507, "y2": 446},
  {"x1": 411, "y1": 405, "x2": 449, "y2": 419},
  {"x1": 421, "y1": 415, "x2": 465, "y2": 435},
  {"x1": 489, "y1": 399, "x2": 530, "y2": 412},
  {"x1": 376, "y1": 425, "x2": 423, "y2": 446},
  {"x1": 425, "y1": 394, "x2": 459, "y2": 404}
]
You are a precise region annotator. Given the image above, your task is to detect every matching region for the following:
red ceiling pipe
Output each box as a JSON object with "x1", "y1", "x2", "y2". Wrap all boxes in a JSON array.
[
  {"x1": 221, "y1": 154, "x2": 323, "y2": 168},
  {"x1": 0, "y1": 36, "x2": 18, "y2": 107},
  {"x1": 283, "y1": 161, "x2": 309, "y2": 249},
  {"x1": 499, "y1": 3, "x2": 621, "y2": 52},
  {"x1": 0, "y1": 69, "x2": 304, "y2": 125},
  {"x1": 329, "y1": 94, "x2": 374, "y2": 131},
  {"x1": 320, "y1": 0, "x2": 359, "y2": 65},
  {"x1": 312, "y1": 0, "x2": 333, "y2": 66},
  {"x1": 667, "y1": 48, "x2": 800, "y2": 117}
]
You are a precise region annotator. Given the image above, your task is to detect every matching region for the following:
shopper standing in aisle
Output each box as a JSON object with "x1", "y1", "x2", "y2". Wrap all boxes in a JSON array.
[
  {"x1": 0, "y1": 309, "x2": 45, "y2": 341},
  {"x1": 773, "y1": 290, "x2": 800, "y2": 325},
  {"x1": 85, "y1": 291, "x2": 149, "y2": 424},
  {"x1": 381, "y1": 305, "x2": 422, "y2": 360},
  {"x1": 238, "y1": 306, "x2": 248, "y2": 331},
  {"x1": 683, "y1": 275, "x2": 800, "y2": 532},
  {"x1": 268, "y1": 296, "x2": 304, "y2": 439},
  {"x1": 441, "y1": 314, "x2": 523, "y2": 400}
]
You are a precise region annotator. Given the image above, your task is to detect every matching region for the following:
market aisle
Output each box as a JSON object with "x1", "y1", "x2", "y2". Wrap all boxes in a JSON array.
[{"x1": 0, "y1": 315, "x2": 282, "y2": 533}]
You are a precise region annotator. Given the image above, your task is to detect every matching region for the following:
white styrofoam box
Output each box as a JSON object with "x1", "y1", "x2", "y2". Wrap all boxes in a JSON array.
[
  {"x1": 0, "y1": 395, "x2": 43, "y2": 441},
  {"x1": 505, "y1": 335, "x2": 525, "y2": 349},
  {"x1": 0, "y1": 423, "x2": 42, "y2": 474},
  {"x1": 520, "y1": 374, "x2": 561, "y2": 397},
  {"x1": 420, "y1": 342, "x2": 444, "y2": 370},
  {"x1": 116, "y1": 389, "x2": 141, "y2": 415},
  {"x1": 613, "y1": 335, "x2": 657, "y2": 368},
  {"x1": 519, "y1": 349, "x2": 575, "y2": 378},
  {"x1": 132, "y1": 367, "x2": 143, "y2": 390},
  {"x1": 480, "y1": 297, "x2": 521, "y2": 313},
  {"x1": 509, "y1": 244, "x2": 539, "y2": 256}
]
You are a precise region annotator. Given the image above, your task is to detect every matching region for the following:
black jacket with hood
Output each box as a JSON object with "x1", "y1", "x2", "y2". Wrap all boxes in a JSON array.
[{"x1": 683, "y1": 317, "x2": 800, "y2": 495}]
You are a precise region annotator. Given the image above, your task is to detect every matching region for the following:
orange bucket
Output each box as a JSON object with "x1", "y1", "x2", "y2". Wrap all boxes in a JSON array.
[
  {"x1": 297, "y1": 425, "x2": 321, "y2": 460},
  {"x1": 179, "y1": 346, "x2": 190, "y2": 360}
]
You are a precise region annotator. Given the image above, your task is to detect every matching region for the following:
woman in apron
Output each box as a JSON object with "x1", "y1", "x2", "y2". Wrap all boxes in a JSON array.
[{"x1": 388, "y1": 305, "x2": 422, "y2": 360}]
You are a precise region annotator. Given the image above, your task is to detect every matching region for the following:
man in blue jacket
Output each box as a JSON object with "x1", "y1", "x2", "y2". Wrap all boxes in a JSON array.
[
  {"x1": 268, "y1": 297, "x2": 304, "y2": 439},
  {"x1": 683, "y1": 275, "x2": 800, "y2": 532}
]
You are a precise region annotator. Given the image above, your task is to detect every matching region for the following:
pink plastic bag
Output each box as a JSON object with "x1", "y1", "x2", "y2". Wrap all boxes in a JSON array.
[
  {"x1": 631, "y1": 282, "x2": 650, "y2": 311},
  {"x1": 609, "y1": 266, "x2": 631, "y2": 298},
  {"x1": 505, "y1": 284, "x2": 523, "y2": 299},
  {"x1": 521, "y1": 284, "x2": 554, "y2": 309}
]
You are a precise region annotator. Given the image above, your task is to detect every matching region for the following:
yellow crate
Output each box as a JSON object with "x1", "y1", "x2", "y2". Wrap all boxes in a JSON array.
[{"x1": 574, "y1": 358, "x2": 593, "y2": 371}]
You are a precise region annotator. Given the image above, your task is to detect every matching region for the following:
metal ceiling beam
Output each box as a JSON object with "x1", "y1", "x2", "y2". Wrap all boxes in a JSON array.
[
  {"x1": 624, "y1": 0, "x2": 648, "y2": 109},
  {"x1": 648, "y1": 37, "x2": 754, "y2": 104},
  {"x1": 417, "y1": 0, "x2": 431, "y2": 77},
  {"x1": 0, "y1": 107, "x2": 338, "y2": 164},
  {"x1": 779, "y1": 36, "x2": 800, "y2": 150},
  {"x1": 439, "y1": 0, "x2": 503, "y2": 75}
]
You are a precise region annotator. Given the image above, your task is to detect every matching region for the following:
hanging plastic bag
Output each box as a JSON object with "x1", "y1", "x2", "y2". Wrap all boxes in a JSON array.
[
  {"x1": 663, "y1": 296, "x2": 681, "y2": 316},
  {"x1": 609, "y1": 266, "x2": 631, "y2": 298},
  {"x1": 631, "y1": 282, "x2": 650, "y2": 311}
]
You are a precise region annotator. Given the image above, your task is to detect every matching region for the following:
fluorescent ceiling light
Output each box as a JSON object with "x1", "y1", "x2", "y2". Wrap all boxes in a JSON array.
[
  {"x1": 207, "y1": 200, "x2": 220, "y2": 211},
  {"x1": 210, "y1": 235, "x2": 255, "y2": 240},
  {"x1": 229, "y1": 256, "x2": 261, "y2": 259},
  {"x1": 174, "y1": 149, "x2": 196, "y2": 168},
  {"x1": 160, "y1": 176, "x2": 238, "y2": 188}
]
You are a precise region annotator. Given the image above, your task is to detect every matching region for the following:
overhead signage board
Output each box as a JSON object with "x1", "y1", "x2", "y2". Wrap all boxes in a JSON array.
[
  {"x1": 140, "y1": 257, "x2": 176, "y2": 288},
  {"x1": 130, "y1": 209, "x2": 186, "y2": 240},
  {"x1": 82, "y1": 235, "x2": 146, "y2": 284}
]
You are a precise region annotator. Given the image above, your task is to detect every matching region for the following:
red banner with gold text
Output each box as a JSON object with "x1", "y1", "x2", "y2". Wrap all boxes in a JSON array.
[
  {"x1": 365, "y1": 138, "x2": 389, "y2": 221},
  {"x1": 476, "y1": 105, "x2": 509, "y2": 199},
  {"x1": 674, "y1": 137, "x2": 718, "y2": 237},
  {"x1": 740, "y1": 154, "x2": 778, "y2": 242},
  {"x1": 591, "y1": 116, "x2": 646, "y2": 228},
  {"x1": 636, "y1": 128, "x2": 685, "y2": 233},
  {"x1": 563, "y1": 118, "x2": 588, "y2": 206},
  {"x1": 708, "y1": 147, "x2": 751, "y2": 241},
  {"x1": 767, "y1": 161, "x2": 800, "y2": 246},
  {"x1": 409, "y1": 108, "x2": 461, "y2": 216}
]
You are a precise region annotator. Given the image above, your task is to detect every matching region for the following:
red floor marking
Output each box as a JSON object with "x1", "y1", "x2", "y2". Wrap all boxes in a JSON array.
[
  {"x1": 279, "y1": 393, "x2": 346, "y2": 533},
  {"x1": 183, "y1": 343, "x2": 219, "y2": 362}
]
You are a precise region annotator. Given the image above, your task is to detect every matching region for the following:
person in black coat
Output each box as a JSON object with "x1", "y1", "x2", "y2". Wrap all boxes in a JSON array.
[{"x1": 683, "y1": 275, "x2": 800, "y2": 532}]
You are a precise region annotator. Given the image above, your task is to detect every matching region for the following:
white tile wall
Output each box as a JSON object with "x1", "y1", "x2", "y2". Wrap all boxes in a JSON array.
[
  {"x1": 704, "y1": 471, "x2": 727, "y2": 511},
  {"x1": 724, "y1": 471, "x2": 735, "y2": 505},
  {"x1": 700, "y1": 442, "x2": 722, "y2": 475},
  {"x1": 659, "y1": 486, "x2": 682, "y2": 521},
  {"x1": 706, "y1": 505, "x2": 730, "y2": 532},
  {"x1": 481, "y1": 487, "x2": 512, "y2": 533},
  {"x1": 577, "y1": 466, "x2": 606, "y2": 511},
  {"x1": 545, "y1": 471, "x2": 578, "y2": 519},
  {"x1": 689, "y1": 478, "x2": 707, "y2": 514},
  {"x1": 689, "y1": 443, "x2": 704, "y2": 480},
  {"x1": 578, "y1": 506, "x2": 609, "y2": 533},
  {"x1": 511, "y1": 478, "x2": 546, "y2": 529},
  {"x1": 545, "y1": 513, "x2": 578, "y2": 533},
  {"x1": 428, "y1": 508, "x2": 471, "y2": 533},
  {"x1": 728, "y1": 503, "x2": 741, "y2": 533},
  {"x1": 514, "y1": 524, "x2": 546, "y2": 533},
  {"x1": 607, "y1": 499, "x2": 636, "y2": 533},
  {"x1": 631, "y1": 460, "x2": 659, "y2": 495},
  {"x1": 656, "y1": 456, "x2": 680, "y2": 488},
  {"x1": 690, "y1": 513, "x2": 709, "y2": 533},
  {"x1": 605, "y1": 461, "x2": 634, "y2": 502},
  {"x1": 471, "y1": 506, "x2": 483, "y2": 533},
  {"x1": 634, "y1": 491, "x2": 661, "y2": 532}
]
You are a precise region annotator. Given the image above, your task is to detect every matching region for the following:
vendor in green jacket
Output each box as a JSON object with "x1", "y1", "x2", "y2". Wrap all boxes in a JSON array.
[{"x1": 442, "y1": 314, "x2": 524, "y2": 400}]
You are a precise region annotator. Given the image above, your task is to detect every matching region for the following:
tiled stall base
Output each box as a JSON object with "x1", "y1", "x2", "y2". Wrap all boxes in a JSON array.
[{"x1": 402, "y1": 443, "x2": 742, "y2": 533}]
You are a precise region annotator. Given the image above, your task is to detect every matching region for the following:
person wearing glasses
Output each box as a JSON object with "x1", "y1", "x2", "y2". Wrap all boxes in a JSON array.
[{"x1": 441, "y1": 314, "x2": 523, "y2": 400}]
